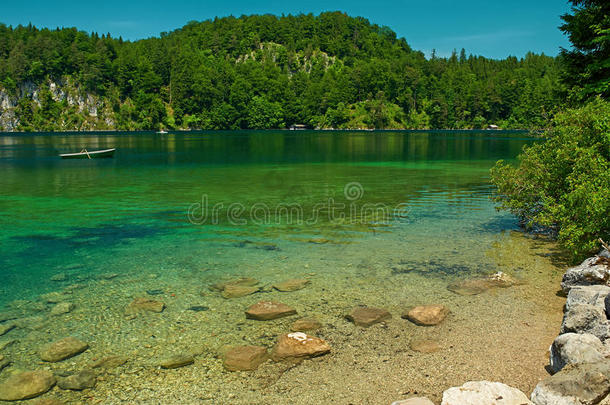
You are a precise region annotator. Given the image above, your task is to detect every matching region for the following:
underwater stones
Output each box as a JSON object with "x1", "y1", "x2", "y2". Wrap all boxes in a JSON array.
[
  {"x1": 410, "y1": 339, "x2": 441, "y2": 353},
  {"x1": 159, "y1": 354, "x2": 194, "y2": 369},
  {"x1": 447, "y1": 271, "x2": 519, "y2": 296},
  {"x1": 90, "y1": 355, "x2": 128, "y2": 370},
  {"x1": 273, "y1": 279, "x2": 310, "y2": 292},
  {"x1": 221, "y1": 285, "x2": 260, "y2": 299},
  {"x1": 40, "y1": 291, "x2": 70, "y2": 304},
  {"x1": 223, "y1": 346, "x2": 268, "y2": 371},
  {"x1": 57, "y1": 369, "x2": 96, "y2": 390},
  {"x1": 550, "y1": 333, "x2": 606, "y2": 373},
  {"x1": 531, "y1": 361, "x2": 610, "y2": 405},
  {"x1": 0, "y1": 340, "x2": 16, "y2": 351},
  {"x1": 0, "y1": 324, "x2": 15, "y2": 337},
  {"x1": 0, "y1": 370, "x2": 56, "y2": 401},
  {"x1": 403, "y1": 305, "x2": 449, "y2": 326},
  {"x1": 187, "y1": 305, "x2": 209, "y2": 312},
  {"x1": 211, "y1": 277, "x2": 259, "y2": 291},
  {"x1": 561, "y1": 256, "x2": 610, "y2": 293},
  {"x1": 291, "y1": 318, "x2": 322, "y2": 332},
  {"x1": 50, "y1": 302, "x2": 74, "y2": 316},
  {"x1": 245, "y1": 301, "x2": 297, "y2": 320},
  {"x1": 308, "y1": 238, "x2": 330, "y2": 244},
  {"x1": 50, "y1": 273, "x2": 68, "y2": 282},
  {"x1": 39, "y1": 337, "x2": 88, "y2": 362},
  {"x1": 346, "y1": 307, "x2": 391, "y2": 327},
  {"x1": 441, "y1": 381, "x2": 532, "y2": 405},
  {"x1": 126, "y1": 298, "x2": 165, "y2": 314},
  {"x1": 0, "y1": 354, "x2": 10, "y2": 371},
  {"x1": 391, "y1": 398, "x2": 435, "y2": 405},
  {"x1": 270, "y1": 333, "x2": 331, "y2": 362}
]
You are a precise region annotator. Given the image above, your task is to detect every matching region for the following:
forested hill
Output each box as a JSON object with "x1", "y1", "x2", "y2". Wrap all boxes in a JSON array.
[{"x1": 0, "y1": 12, "x2": 564, "y2": 131}]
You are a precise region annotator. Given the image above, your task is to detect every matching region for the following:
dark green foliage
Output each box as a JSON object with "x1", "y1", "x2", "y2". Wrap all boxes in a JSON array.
[
  {"x1": 491, "y1": 98, "x2": 610, "y2": 259},
  {"x1": 560, "y1": 0, "x2": 610, "y2": 100},
  {"x1": 0, "y1": 12, "x2": 564, "y2": 130}
]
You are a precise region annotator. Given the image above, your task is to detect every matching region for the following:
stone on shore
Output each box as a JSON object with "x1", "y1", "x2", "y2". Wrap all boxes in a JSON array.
[
  {"x1": 159, "y1": 354, "x2": 194, "y2": 369},
  {"x1": 125, "y1": 298, "x2": 165, "y2": 314},
  {"x1": 221, "y1": 285, "x2": 260, "y2": 299},
  {"x1": 560, "y1": 304, "x2": 610, "y2": 341},
  {"x1": 441, "y1": 381, "x2": 532, "y2": 405},
  {"x1": 291, "y1": 318, "x2": 322, "y2": 332},
  {"x1": 50, "y1": 302, "x2": 75, "y2": 316},
  {"x1": 223, "y1": 346, "x2": 268, "y2": 371},
  {"x1": 447, "y1": 272, "x2": 519, "y2": 295},
  {"x1": 0, "y1": 324, "x2": 15, "y2": 337},
  {"x1": 561, "y1": 255, "x2": 610, "y2": 293},
  {"x1": 403, "y1": 305, "x2": 449, "y2": 326},
  {"x1": 565, "y1": 285, "x2": 610, "y2": 311},
  {"x1": 391, "y1": 398, "x2": 435, "y2": 405},
  {"x1": 550, "y1": 333, "x2": 606, "y2": 373},
  {"x1": 245, "y1": 301, "x2": 297, "y2": 320},
  {"x1": 531, "y1": 361, "x2": 610, "y2": 405},
  {"x1": 0, "y1": 370, "x2": 56, "y2": 401},
  {"x1": 273, "y1": 279, "x2": 310, "y2": 292},
  {"x1": 346, "y1": 307, "x2": 391, "y2": 327},
  {"x1": 271, "y1": 332, "x2": 331, "y2": 362},
  {"x1": 57, "y1": 369, "x2": 96, "y2": 390},
  {"x1": 410, "y1": 339, "x2": 441, "y2": 353},
  {"x1": 39, "y1": 337, "x2": 89, "y2": 362},
  {"x1": 90, "y1": 355, "x2": 128, "y2": 369}
]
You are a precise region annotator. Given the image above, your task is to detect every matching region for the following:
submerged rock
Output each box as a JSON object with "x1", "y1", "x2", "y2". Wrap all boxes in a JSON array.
[
  {"x1": 391, "y1": 398, "x2": 435, "y2": 405},
  {"x1": 550, "y1": 333, "x2": 606, "y2": 373},
  {"x1": 39, "y1": 337, "x2": 89, "y2": 362},
  {"x1": 346, "y1": 307, "x2": 391, "y2": 327},
  {"x1": 50, "y1": 273, "x2": 68, "y2": 282},
  {"x1": 210, "y1": 277, "x2": 259, "y2": 292},
  {"x1": 291, "y1": 318, "x2": 322, "y2": 332},
  {"x1": 245, "y1": 301, "x2": 297, "y2": 320},
  {"x1": 403, "y1": 305, "x2": 449, "y2": 326},
  {"x1": 57, "y1": 369, "x2": 96, "y2": 390},
  {"x1": 159, "y1": 354, "x2": 194, "y2": 369},
  {"x1": 271, "y1": 332, "x2": 330, "y2": 362},
  {"x1": 447, "y1": 272, "x2": 519, "y2": 296},
  {"x1": 223, "y1": 346, "x2": 268, "y2": 371},
  {"x1": 561, "y1": 255, "x2": 610, "y2": 293},
  {"x1": 125, "y1": 298, "x2": 165, "y2": 314},
  {"x1": 0, "y1": 324, "x2": 15, "y2": 337},
  {"x1": 0, "y1": 370, "x2": 56, "y2": 401},
  {"x1": 531, "y1": 361, "x2": 610, "y2": 405},
  {"x1": 441, "y1": 381, "x2": 532, "y2": 405},
  {"x1": 221, "y1": 285, "x2": 260, "y2": 299},
  {"x1": 410, "y1": 339, "x2": 441, "y2": 353},
  {"x1": 50, "y1": 302, "x2": 75, "y2": 316},
  {"x1": 273, "y1": 279, "x2": 310, "y2": 292},
  {"x1": 89, "y1": 355, "x2": 128, "y2": 370},
  {"x1": 0, "y1": 354, "x2": 10, "y2": 371}
]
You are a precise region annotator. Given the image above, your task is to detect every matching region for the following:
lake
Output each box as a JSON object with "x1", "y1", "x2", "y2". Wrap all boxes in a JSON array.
[{"x1": 0, "y1": 131, "x2": 565, "y2": 404}]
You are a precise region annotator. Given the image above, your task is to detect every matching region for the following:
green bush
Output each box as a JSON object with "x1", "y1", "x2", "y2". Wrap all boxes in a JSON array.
[{"x1": 491, "y1": 98, "x2": 610, "y2": 260}]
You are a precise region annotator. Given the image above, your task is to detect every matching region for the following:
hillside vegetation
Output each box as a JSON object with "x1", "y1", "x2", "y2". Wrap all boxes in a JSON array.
[{"x1": 0, "y1": 12, "x2": 564, "y2": 131}]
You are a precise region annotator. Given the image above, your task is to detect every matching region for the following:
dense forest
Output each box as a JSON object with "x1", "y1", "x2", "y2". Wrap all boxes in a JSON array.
[{"x1": 0, "y1": 12, "x2": 565, "y2": 131}]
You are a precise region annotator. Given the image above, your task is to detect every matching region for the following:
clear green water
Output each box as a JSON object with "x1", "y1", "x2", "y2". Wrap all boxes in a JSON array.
[{"x1": 0, "y1": 130, "x2": 533, "y2": 305}]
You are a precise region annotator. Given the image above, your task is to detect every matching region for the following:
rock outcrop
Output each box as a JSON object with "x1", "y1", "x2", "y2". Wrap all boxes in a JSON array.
[{"x1": 550, "y1": 333, "x2": 606, "y2": 373}]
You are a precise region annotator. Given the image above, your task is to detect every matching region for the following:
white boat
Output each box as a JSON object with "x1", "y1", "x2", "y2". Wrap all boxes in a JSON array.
[
  {"x1": 60, "y1": 148, "x2": 116, "y2": 159},
  {"x1": 157, "y1": 129, "x2": 168, "y2": 134}
]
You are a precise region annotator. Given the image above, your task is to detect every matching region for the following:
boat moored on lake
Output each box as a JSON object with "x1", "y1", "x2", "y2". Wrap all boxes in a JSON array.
[{"x1": 59, "y1": 148, "x2": 116, "y2": 159}]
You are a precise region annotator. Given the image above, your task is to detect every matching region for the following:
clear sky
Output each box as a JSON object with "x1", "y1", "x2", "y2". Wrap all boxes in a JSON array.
[{"x1": 1, "y1": 0, "x2": 572, "y2": 59}]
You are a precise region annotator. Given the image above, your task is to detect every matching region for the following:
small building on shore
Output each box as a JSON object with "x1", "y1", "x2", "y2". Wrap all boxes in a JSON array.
[
  {"x1": 289, "y1": 124, "x2": 307, "y2": 130},
  {"x1": 486, "y1": 124, "x2": 500, "y2": 130}
]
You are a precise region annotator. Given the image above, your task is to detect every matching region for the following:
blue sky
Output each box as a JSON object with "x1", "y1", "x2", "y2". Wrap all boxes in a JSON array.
[{"x1": 1, "y1": 0, "x2": 572, "y2": 59}]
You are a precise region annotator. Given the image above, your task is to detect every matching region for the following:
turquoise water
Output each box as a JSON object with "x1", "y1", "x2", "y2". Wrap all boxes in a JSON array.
[{"x1": 0, "y1": 130, "x2": 532, "y2": 304}]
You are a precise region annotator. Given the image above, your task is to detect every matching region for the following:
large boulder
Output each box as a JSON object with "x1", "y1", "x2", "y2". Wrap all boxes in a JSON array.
[
  {"x1": 566, "y1": 285, "x2": 610, "y2": 312},
  {"x1": 550, "y1": 333, "x2": 606, "y2": 373},
  {"x1": 560, "y1": 304, "x2": 610, "y2": 341},
  {"x1": 531, "y1": 361, "x2": 610, "y2": 405},
  {"x1": 39, "y1": 337, "x2": 89, "y2": 362},
  {"x1": 346, "y1": 307, "x2": 391, "y2": 327},
  {"x1": 270, "y1": 332, "x2": 331, "y2": 362},
  {"x1": 441, "y1": 381, "x2": 532, "y2": 404},
  {"x1": 0, "y1": 370, "x2": 56, "y2": 401},
  {"x1": 245, "y1": 301, "x2": 297, "y2": 320},
  {"x1": 561, "y1": 256, "x2": 610, "y2": 293}
]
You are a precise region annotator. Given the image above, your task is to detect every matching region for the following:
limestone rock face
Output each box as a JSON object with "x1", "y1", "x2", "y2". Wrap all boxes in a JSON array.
[
  {"x1": 57, "y1": 369, "x2": 96, "y2": 390},
  {"x1": 531, "y1": 361, "x2": 610, "y2": 405},
  {"x1": 245, "y1": 301, "x2": 297, "y2": 320},
  {"x1": 403, "y1": 305, "x2": 449, "y2": 326},
  {"x1": 560, "y1": 304, "x2": 610, "y2": 341},
  {"x1": 159, "y1": 355, "x2": 194, "y2": 369},
  {"x1": 550, "y1": 333, "x2": 606, "y2": 373},
  {"x1": 561, "y1": 256, "x2": 610, "y2": 293},
  {"x1": 565, "y1": 285, "x2": 610, "y2": 311},
  {"x1": 346, "y1": 307, "x2": 391, "y2": 327},
  {"x1": 0, "y1": 370, "x2": 56, "y2": 401},
  {"x1": 291, "y1": 318, "x2": 322, "y2": 332},
  {"x1": 125, "y1": 298, "x2": 165, "y2": 314},
  {"x1": 271, "y1": 333, "x2": 331, "y2": 361},
  {"x1": 39, "y1": 337, "x2": 89, "y2": 362},
  {"x1": 441, "y1": 381, "x2": 533, "y2": 405},
  {"x1": 223, "y1": 345, "x2": 268, "y2": 371},
  {"x1": 273, "y1": 279, "x2": 310, "y2": 292}
]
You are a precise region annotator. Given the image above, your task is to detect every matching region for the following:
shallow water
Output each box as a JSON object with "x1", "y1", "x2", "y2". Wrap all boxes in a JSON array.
[{"x1": 0, "y1": 131, "x2": 566, "y2": 404}]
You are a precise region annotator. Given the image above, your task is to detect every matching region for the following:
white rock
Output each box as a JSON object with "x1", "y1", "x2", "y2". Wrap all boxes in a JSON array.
[
  {"x1": 441, "y1": 381, "x2": 532, "y2": 405},
  {"x1": 550, "y1": 333, "x2": 606, "y2": 373}
]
